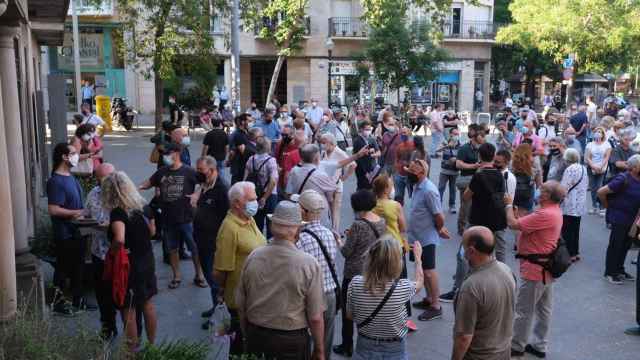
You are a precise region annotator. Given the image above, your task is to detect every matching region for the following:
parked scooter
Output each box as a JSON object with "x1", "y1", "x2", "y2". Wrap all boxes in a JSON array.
[{"x1": 111, "y1": 97, "x2": 136, "y2": 130}]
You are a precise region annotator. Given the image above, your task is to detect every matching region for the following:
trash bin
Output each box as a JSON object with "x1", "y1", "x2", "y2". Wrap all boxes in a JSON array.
[{"x1": 95, "y1": 95, "x2": 112, "y2": 134}]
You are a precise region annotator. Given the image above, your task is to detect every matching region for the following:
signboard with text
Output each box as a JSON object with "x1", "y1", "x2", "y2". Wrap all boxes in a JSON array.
[
  {"x1": 57, "y1": 32, "x2": 104, "y2": 70},
  {"x1": 330, "y1": 61, "x2": 358, "y2": 76}
]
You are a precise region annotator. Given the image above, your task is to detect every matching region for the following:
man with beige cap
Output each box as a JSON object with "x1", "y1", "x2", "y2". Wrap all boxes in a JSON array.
[
  {"x1": 237, "y1": 200, "x2": 326, "y2": 360},
  {"x1": 297, "y1": 189, "x2": 341, "y2": 359}
]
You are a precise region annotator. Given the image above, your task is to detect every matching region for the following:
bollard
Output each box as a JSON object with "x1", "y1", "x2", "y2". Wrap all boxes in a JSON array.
[{"x1": 95, "y1": 95, "x2": 112, "y2": 134}]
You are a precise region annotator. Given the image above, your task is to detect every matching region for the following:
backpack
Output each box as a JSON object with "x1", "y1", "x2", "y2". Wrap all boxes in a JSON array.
[
  {"x1": 246, "y1": 156, "x2": 271, "y2": 198},
  {"x1": 476, "y1": 168, "x2": 506, "y2": 215},
  {"x1": 516, "y1": 237, "x2": 572, "y2": 283},
  {"x1": 514, "y1": 173, "x2": 534, "y2": 205}
]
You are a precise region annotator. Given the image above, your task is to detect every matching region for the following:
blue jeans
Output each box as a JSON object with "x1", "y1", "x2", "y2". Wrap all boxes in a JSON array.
[
  {"x1": 216, "y1": 160, "x2": 227, "y2": 182},
  {"x1": 353, "y1": 336, "x2": 408, "y2": 360},
  {"x1": 254, "y1": 194, "x2": 277, "y2": 239},
  {"x1": 393, "y1": 174, "x2": 413, "y2": 205},
  {"x1": 587, "y1": 168, "x2": 605, "y2": 210},
  {"x1": 165, "y1": 222, "x2": 198, "y2": 256},
  {"x1": 430, "y1": 131, "x2": 444, "y2": 156},
  {"x1": 438, "y1": 173, "x2": 457, "y2": 208}
]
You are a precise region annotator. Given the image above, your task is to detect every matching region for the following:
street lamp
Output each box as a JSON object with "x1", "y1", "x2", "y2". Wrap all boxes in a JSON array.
[{"x1": 325, "y1": 37, "x2": 335, "y2": 108}]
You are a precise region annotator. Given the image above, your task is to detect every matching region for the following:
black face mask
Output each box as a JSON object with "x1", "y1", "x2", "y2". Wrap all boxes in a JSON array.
[
  {"x1": 282, "y1": 134, "x2": 292, "y2": 144},
  {"x1": 251, "y1": 106, "x2": 257, "y2": 110},
  {"x1": 550, "y1": 148, "x2": 560, "y2": 156},
  {"x1": 265, "y1": 118, "x2": 272, "y2": 123},
  {"x1": 408, "y1": 173, "x2": 419, "y2": 183}
]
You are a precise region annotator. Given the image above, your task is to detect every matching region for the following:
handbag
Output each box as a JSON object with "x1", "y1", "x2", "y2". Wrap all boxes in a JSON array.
[
  {"x1": 302, "y1": 229, "x2": 341, "y2": 313},
  {"x1": 149, "y1": 146, "x2": 161, "y2": 163},
  {"x1": 357, "y1": 279, "x2": 399, "y2": 329}
]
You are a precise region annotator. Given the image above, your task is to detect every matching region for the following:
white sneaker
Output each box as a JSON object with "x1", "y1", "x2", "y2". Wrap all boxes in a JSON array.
[
  {"x1": 588, "y1": 209, "x2": 596, "y2": 215},
  {"x1": 599, "y1": 209, "x2": 606, "y2": 217}
]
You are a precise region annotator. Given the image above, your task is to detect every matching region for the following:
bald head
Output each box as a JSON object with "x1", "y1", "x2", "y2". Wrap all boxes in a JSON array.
[
  {"x1": 540, "y1": 180, "x2": 566, "y2": 204},
  {"x1": 171, "y1": 127, "x2": 187, "y2": 143},
  {"x1": 463, "y1": 226, "x2": 495, "y2": 257},
  {"x1": 95, "y1": 163, "x2": 115, "y2": 181}
]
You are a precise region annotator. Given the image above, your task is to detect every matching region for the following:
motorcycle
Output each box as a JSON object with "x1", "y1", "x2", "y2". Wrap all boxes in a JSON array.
[{"x1": 111, "y1": 97, "x2": 136, "y2": 130}]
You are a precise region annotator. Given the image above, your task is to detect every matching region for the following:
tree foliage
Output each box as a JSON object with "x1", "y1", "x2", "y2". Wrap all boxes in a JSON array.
[
  {"x1": 497, "y1": 0, "x2": 640, "y2": 73},
  {"x1": 114, "y1": 0, "x2": 223, "y2": 127},
  {"x1": 361, "y1": 0, "x2": 456, "y2": 27}
]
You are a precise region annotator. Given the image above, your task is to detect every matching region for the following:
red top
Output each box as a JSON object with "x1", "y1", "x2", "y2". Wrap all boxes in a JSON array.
[{"x1": 517, "y1": 204, "x2": 563, "y2": 282}]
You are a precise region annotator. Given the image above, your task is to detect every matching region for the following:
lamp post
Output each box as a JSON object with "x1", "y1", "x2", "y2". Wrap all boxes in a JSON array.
[{"x1": 325, "y1": 37, "x2": 335, "y2": 108}]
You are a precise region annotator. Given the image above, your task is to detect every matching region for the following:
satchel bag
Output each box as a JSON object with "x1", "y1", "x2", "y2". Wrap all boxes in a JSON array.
[{"x1": 301, "y1": 229, "x2": 342, "y2": 314}]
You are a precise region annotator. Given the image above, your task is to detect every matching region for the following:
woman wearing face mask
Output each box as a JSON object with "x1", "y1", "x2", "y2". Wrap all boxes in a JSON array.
[
  {"x1": 71, "y1": 123, "x2": 103, "y2": 194},
  {"x1": 585, "y1": 127, "x2": 612, "y2": 216},
  {"x1": 437, "y1": 129, "x2": 461, "y2": 213}
]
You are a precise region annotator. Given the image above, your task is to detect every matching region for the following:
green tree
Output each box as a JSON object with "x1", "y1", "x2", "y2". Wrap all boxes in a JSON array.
[
  {"x1": 497, "y1": 0, "x2": 640, "y2": 100},
  {"x1": 115, "y1": 0, "x2": 222, "y2": 128},
  {"x1": 241, "y1": 0, "x2": 309, "y2": 105}
]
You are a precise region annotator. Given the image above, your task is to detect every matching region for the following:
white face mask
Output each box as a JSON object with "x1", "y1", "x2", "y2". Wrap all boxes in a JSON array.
[
  {"x1": 82, "y1": 134, "x2": 91, "y2": 141},
  {"x1": 163, "y1": 154, "x2": 174, "y2": 166},
  {"x1": 181, "y1": 136, "x2": 191, "y2": 146},
  {"x1": 593, "y1": 132, "x2": 603, "y2": 141},
  {"x1": 312, "y1": 102, "x2": 318, "y2": 108},
  {"x1": 363, "y1": 130, "x2": 372, "y2": 137},
  {"x1": 68, "y1": 153, "x2": 79, "y2": 167}
]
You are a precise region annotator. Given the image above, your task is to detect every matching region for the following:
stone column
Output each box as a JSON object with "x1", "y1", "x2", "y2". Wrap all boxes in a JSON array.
[
  {"x1": 0, "y1": 26, "x2": 29, "y2": 255},
  {"x1": 0, "y1": 73, "x2": 18, "y2": 321}
]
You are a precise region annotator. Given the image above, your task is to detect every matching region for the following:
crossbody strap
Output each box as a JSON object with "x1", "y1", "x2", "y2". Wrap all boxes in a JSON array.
[
  {"x1": 357, "y1": 279, "x2": 399, "y2": 329},
  {"x1": 567, "y1": 166, "x2": 584, "y2": 194},
  {"x1": 359, "y1": 218, "x2": 380, "y2": 238},
  {"x1": 298, "y1": 168, "x2": 316, "y2": 194},
  {"x1": 301, "y1": 229, "x2": 340, "y2": 288}
]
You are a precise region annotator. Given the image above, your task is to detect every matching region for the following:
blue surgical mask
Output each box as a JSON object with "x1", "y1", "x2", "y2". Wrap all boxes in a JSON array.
[
  {"x1": 244, "y1": 200, "x2": 259, "y2": 217},
  {"x1": 401, "y1": 134, "x2": 409, "y2": 142},
  {"x1": 163, "y1": 154, "x2": 174, "y2": 166},
  {"x1": 181, "y1": 136, "x2": 191, "y2": 146}
]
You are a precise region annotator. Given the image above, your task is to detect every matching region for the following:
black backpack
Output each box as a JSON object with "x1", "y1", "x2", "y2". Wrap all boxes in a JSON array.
[
  {"x1": 246, "y1": 156, "x2": 271, "y2": 198},
  {"x1": 514, "y1": 173, "x2": 534, "y2": 205},
  {"x1": 516, "y1": 237, "x2": 572, "y2": 283}
]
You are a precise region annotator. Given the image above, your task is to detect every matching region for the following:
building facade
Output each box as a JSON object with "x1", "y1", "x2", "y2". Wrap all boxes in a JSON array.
[
  {"x1": 212, "y1": 0, "x2": 497, "y2": 112},
  {"x1": 0, "y1": 0, "x2": 69, "y2": 320}
]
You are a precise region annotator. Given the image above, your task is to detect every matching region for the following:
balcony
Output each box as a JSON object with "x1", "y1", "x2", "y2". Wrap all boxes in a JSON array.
[
  {"x1": 329, "y1": 17, "x2": 368, "y2": 38},
  {"x1": 442, "y1": 21, "x2": 501, "y2": 40},
  {"x1": 254, "y1": 16, "x2": 311, "y2": 37},
  {"x1": 67, "y1": 0, "x2": 114, "y2": 16}
]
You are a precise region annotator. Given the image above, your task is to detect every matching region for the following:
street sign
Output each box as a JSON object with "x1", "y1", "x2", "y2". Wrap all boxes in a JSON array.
[{"x1": 563, "y1": 57, "x2": 574, "y2": 69}]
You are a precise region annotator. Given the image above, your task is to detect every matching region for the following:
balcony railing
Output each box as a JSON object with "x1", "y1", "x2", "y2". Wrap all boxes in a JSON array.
[
  {"x1": 254, "y1": 16, "x2": 311, "y2": 37},
  {"x1": 442, "y1": 21, "x2": 501, "y2": 40},
  {"x1": 67, "y1": 0, "x2": 114, "y2": 16},
  {"x1": 329, "y1": 17, "x2": 369, "y2": 38}
]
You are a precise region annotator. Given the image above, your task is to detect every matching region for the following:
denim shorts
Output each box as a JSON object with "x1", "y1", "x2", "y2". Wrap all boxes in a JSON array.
[
  {"x1": 165, "y1": 222, "x2": 198, "y2": 256},
  {"x1": 353, "y1": 335, "x2": 407, "y2": 360}
]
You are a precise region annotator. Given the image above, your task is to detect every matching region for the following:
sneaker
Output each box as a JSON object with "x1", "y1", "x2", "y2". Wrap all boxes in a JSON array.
[
  {"x1": 621, "y1": 272, "x2": 635, "y2": 281},
  {"x1": 588, "y1": 209, "x2": 596, "y2": 215},
  {"x1": 439, "y1": 290, "x2": 457, "y2": 303},
  {"x1": 525, "y1": 344, "x2": 546, "y2": 358},
  {"x1": 605, "y1": 274, "x2": 624, "y2": 285},
  {"x1": 52, "y1": 301, "x2": 75, "y2": 317},
  {"x1": 201, "y1": 319, "x2": 211, "y2": 330},
  {"x1": 411, "y1": 298, "x2": 431, "y2": 310},
  {"x1": 624, "y1": 326, "x2": 640, "y2": 336},
  {"x1": 406, "y1": 320, "x2": 418, "y2": 332},
  {"x1": 418, "y1": 307, "x2": 442, "y2": 321},
  {"x1": 332, "y1": 344, "x2": 353, "y2": 357},
  {"x1": 73, "y1": 298, "x2": 98, "y2": 313},
  {"x1": 510, "y1": 348, "x2": 525, "y2": 357},
  {"x1": 201, "y1": 307, "x2": 215, "y2": 318},
  {"x1": 599, "y1": 209, "x2": 606, "y2": 217}
]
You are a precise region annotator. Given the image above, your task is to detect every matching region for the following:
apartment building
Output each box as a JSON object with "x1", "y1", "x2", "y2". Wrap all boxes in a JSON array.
[{"x1": 213, "y1": 0, "x2": 497, "y2": 112}]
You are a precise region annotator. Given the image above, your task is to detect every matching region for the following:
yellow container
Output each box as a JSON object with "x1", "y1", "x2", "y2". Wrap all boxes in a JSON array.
[{"x1": 95, "y1": 95, "x2": 112, "y2": 134}]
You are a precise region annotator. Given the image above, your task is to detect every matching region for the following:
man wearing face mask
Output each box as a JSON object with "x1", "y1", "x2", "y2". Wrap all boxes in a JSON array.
[
  {"x1": 393, "y1": 127, "x2": 416, "y2": 204},
  {"x1": 563, "y1": 127, "x2": 582, "y2": 155},
  {"x1": 254, "y1": 109, "x2": 281, "y2": 144},
  {"x1": 193, "y1": 156, "x2": 230, "y2": 329},
  {"x1": 546, "y1": 137, "x2": 568, "y2": 182},
  {"x1": 140, "y1": 144, "x2": 207, "y2": 291},
  {"x1": 168, "y1": 95, "x2": 183, "y2": 125},
  {"x1": 609, "y1": 128, "x2": 638, "y2": 178},
  {"x1": 438, "y1": 127, "x2": 462, "y2": 213},
  {"x1": 47, "y1": 143, "x2": 87, "y2": 316},
  {"x1": 170, "y1": 127, "x2": 192, "y2": 166},
  {"x1": 246, "y1": 101, "x2": 262, "y2": 121},
  {"x1": 353, "y1": 120, "x2": 381, "y2": 190},
  {"x1": 306, "y1": 98, "x2": 324, "y2": 133},
  {"x1": 214, "y1": 181, "x2": 266, "y2": 355},
  {"x1": 379, "y1": 117, "x2": 402, "y2": 174},
  {"x1": 455, "y1": 124, "x2": 485, "y2": 235},
  {"x1": 514, "y1": 120, "x2": 545, "y2": 156},
  {"x1": 228, "y1": 113, "x2": 253, "y2": 184},
  {"x1": 80, "y1": 102, "x2": 105, "y2": 128}
]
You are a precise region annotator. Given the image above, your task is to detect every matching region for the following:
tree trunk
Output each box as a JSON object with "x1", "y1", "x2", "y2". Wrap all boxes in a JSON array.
[
  {"x1": 266, "y1": 55, "x2": 285, "y2": 106},
  {"x1": 525, "y1": 64, "x2": 536, "y2": 103},
  {"x1": 370, "y1": 80, "x2": 377, "y2": 114},
  {"x1": 154, "y1": 71, "x2": 163, "y2": 130}
]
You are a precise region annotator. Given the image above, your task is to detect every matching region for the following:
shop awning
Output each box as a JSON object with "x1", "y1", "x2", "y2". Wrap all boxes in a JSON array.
[{"x1": 436, "y1": 71, "x2": 459, "y2": 84}]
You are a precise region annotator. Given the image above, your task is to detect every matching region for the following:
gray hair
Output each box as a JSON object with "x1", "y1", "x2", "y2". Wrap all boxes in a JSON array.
[
  {"x1": 101, "y1": 171, "x2": 145, "y2": 213},
  {"x1": 320, "y1": 132, "x2": 336, "y2": 145},
  {"x1": 543, "y1": 180, "x2": 566, "y2": 204},
  {"x1": 621, "y1": 127, "x2": 637, "y2": 141},
  {"x1": 228, "y1": 181, "x2": 255, "y2": 203},
  {"x1": 255, "y1": 136, "x2": 271, "y2": 154},
  {"x1": 248, "y1": 127, "x2": 263, "y2": 140},
  {"x1": 549, "y1": 136, "x2": 565, "y2": 147},
  {"x1": 563, "y1": 148, "x2": 581, "y2": 164},
  {"x1": 628, "y1": 154, "x2": 640, "y2": 170},
  {"x1": 197, "y1": 155, "x2": 217, "y2": 169},
  {"x1": 300, "y1": 144, "x2": 320, "y2": 164}
]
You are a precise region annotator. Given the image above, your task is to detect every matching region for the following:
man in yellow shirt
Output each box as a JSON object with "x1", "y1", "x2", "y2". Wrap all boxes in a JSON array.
[{"x1": 213, "y1": 181, "x2": 266, "y2": 355}]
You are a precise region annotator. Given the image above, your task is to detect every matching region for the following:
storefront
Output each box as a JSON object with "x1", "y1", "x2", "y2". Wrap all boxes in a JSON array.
[
  {"x1": 48, "y1": 23, "x2": 125, "y2": 110},
  {"x1": 329, "y1": 60, "x2": 361, "y2": 106},
  {"x1": 409, "y1": 71, "x2": 460, "y2": 110}
]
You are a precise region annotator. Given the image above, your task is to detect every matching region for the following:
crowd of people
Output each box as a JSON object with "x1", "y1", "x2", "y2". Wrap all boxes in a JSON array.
[{"x1": 45, "y1": 95, "x2": 640, "y2": 359}]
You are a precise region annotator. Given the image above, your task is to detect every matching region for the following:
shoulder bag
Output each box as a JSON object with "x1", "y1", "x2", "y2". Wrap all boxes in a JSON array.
[
  {"x1": 302, "y1": 229, "x2": 341, "y2": 313},
  {"x1": 358, "y1": 217, "x2": 381, "y2": 238},
  {"x1": 298, "y1": 168, "x2": 316, "y2": 194},
  {"x1": 357, "y1": 279, "x2": 399, "y2": 329}
]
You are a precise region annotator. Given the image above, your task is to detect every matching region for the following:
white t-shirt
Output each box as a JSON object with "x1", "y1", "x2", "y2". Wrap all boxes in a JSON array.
[
  {"x1": 505, "y1": 98, "x2": 513, "y2": 108},
  {"x1": 83, "y1": 114, "x2": 104, "y2": 127},
  {"x1": 587, "y1": 103, "x2": 597, "y2": 119},
  {"x1": 586, "y1": 141, "x2": 612, "y2": 169},
  {"x1": 502, "y1": 169, "x2": 517, "y2": 199},
  {"x1": 320, "y1": 147, "x2": 349, "y2": 193}
]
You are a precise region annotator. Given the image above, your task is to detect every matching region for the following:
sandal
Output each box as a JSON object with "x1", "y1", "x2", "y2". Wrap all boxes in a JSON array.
[
  {"x1": 193, "y1": 278, "x2": 208, "y2": 288},
  {"x1": 168, "y1": 279, "x2": 182, "y2": 289}
]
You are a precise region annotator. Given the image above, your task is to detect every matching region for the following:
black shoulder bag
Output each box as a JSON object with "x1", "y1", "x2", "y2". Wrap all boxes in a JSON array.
[
  {"x1": 357, "y1": 279, "x2": 399, "y2": 329},
  {"x1": 297, "y1": 168, "x2": 317, "y2": 194},
  {"x1": 302, "y1": 229, "x2": 341, "y2": 313}
]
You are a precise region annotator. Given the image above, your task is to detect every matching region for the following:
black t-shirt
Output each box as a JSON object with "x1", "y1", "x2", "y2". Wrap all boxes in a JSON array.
[
  {"x1": 108, "y1": 207, "x2": 153, "y2": 260},
  {"x1": 203, "y1": 128, "x2": 229, "y2": 161},
  {"x1": 149, "y1": 165, "x2": 203, "y2": 225},
  {"x1": 457, "y1": 143, "x2": 479, "y2": 177},
  {"x1": 193, "y1": 179, "x2": 230, "y2": 252},
  {"x1": 353, "y1": 135, "x2": 379, "y2": 175},
  {"x1": 469, "y1": 168, "x2": 507, "y2": 231},
  {"x1": 169, "y1": 102, "x2": 183, "y2": 123},
  {"x1": 229, "y1": 129, "x2": 250, "y2": 176}
]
